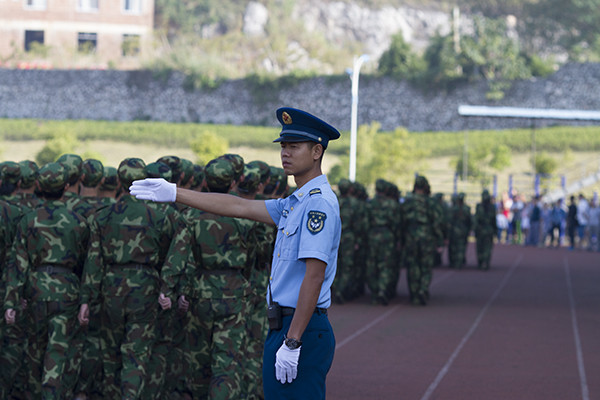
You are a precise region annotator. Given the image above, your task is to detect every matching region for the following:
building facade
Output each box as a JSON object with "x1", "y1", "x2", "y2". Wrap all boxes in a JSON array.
[{"x1": 0, "y1": 0, "x2": 154, "y2": 68}]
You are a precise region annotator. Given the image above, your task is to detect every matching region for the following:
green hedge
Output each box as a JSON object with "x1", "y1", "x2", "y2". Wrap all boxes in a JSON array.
[{"x1": 1, "y1": 118, "x2": 599, "y2": 156}]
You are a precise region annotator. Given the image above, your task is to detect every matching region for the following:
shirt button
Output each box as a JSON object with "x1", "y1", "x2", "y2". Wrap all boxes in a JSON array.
[
  {"x1": 277, "y1": 253, "x2": 280, "y2": 257},
  {"x1": 291, "y1": 207, "x2": 294, "y2": 211}
]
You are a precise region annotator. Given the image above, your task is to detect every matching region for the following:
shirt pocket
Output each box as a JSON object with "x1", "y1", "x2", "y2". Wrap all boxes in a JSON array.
[{"x1": 278, "y1": 223, "x2": 300, "y2": 260}]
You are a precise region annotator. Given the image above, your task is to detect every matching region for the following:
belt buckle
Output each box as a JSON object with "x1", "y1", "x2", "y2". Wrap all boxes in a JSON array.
[{"x1": 46, "y1": 265, "x2": 54, "y2": 274}]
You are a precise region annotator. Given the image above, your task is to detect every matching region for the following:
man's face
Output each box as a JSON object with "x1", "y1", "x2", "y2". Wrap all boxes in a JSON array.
[{"x1": 280, "y1": 141, "x2": 318, "y2": 176}]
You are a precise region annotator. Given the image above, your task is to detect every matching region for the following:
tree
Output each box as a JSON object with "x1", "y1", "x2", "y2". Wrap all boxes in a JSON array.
[
  {"x1": 36, "y1": 131, "x2": 79, "y2": 165},
  {"x1": 459, "y1": 16, "x2": 531, "y2": 99},
  {"x1": 330, "y1": 122, "x2": 428, "y2": 189},
  {"x1": 190, "y1": 131, "x2": 229, "y2": 164},
  {"x1": 377, "y1": 32, "x2": 425, "y2": 81},
  {"x1": 454, "y1": 143, "x2": 512, "y2": 187}
]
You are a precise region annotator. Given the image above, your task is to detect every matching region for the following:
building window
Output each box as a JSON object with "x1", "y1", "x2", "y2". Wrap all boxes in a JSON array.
[
  {"x1": 77, "y1": 0, "x2": 99, "y2": 12},
  {"x1": 122, "y1": 34, "x2": 141, "y2": 56},
  {"x1": 25, "y1": 30, "x2": 44, "y2": 51},
  {"x1": 78, "y1": 32, "x2": 98, "y2": 54},
  {"x1": 123, "y1": 0, "x2": 141, "y2": 14},
  {"x1": 24, "y1": 0, "x2": 47, "y2": 10}
]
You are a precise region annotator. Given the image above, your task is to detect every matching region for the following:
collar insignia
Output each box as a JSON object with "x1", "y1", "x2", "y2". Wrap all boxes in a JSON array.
[{"x1": 309, "y1": 188, "x2": 322, "y2": 196}]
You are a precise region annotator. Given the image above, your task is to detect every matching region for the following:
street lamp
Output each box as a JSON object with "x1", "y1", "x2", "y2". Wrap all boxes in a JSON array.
[{"x1": 348, "y1": 54, "x2": 369, "y2": 182}]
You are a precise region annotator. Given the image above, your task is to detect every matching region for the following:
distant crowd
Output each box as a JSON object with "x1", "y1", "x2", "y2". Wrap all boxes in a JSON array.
[{"x1": 495, "y1": 192, "x2": 600, "y2": 251}]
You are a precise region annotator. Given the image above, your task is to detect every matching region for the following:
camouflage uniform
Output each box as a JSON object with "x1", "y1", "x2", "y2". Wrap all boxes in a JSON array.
[
  {"x1": 351, "y1": 183, "x2": 370, "y2": 299},
  {"x1": 98, "y1": 166, "x2": 119, "y2": 207},
  {"x1": 448, "y1": 193, "x2": 471, "y2": 269},
  {"x1": 15, "y1": 160, "x2": 41, "y2": 210},
  {"x1": 332, "y1": 179, "x2": 358, "y2": 303},
  {"x1": 400, "y1": 176, "x2": 444, "y2": 305},
  {"x1": 0, "y1": 198, "x2": 26, "y2": 399},
  {"x1": 366, "y1": 180, "x2": 399, "y2": 305},
  {"x1": 238, "y1": 164, "x2": 271, "y2": 400},
  {"x1": 3, "y1": 162, "x2": 102, "y2": 400},
  {"x1": 94, "y1": 158, "x2": 182, "y2": 399},
  {"x1": 474, "y1": 189, "x2": 497, "y2": 270},
  {"x1": 178, "y1": 158, "x2": 257, "y2": 400},
  {"x1": 141, "y1": 161, "x2": 189, "y2": 400}
]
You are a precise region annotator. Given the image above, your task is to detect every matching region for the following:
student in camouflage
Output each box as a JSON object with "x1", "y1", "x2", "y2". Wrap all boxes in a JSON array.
[
  {"x1": 237, "y1": 163, "x2": 270, "y2": 400},
  {"x1": 448, "y1": 193, "x2": 472, "y2": 269},
  {"x1": 0, "y1": 174, "x2": 27, "y2": 399},
  {"x1": 92, "y1": 158, "x2": 186, "y2": 399},
  {"x1": 366, "y1": 179, "x2": 400, "y2": 305},
  {"x1": 474, "y1": 189, "x2": 497, "y2": 270},
  {"x1": 173, "y1": 157, "x2": 258, "y2": 399},
  {"x1": 400, "y1": 175, "x2": 444, "y2": 305},
  {"x1": 3, "y1": 162, "x2": 102, "y2": 399},
  {"x1": 97, "y1": 166, "x2": 119, "y2": 206},
  {"x1": 332, "y1": 178, "x2": 358, "y2": 304},
  {"x1": 15, "y1": 160, "x2": 40, "y2": 209}
]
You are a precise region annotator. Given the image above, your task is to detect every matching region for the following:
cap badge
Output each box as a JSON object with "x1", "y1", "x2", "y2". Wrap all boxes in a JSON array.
[{"x1": 282, "y1": 112, "x2": 293, "y2": 125}]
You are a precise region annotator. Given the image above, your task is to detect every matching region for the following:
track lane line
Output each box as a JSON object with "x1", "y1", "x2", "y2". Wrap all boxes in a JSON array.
[
  {"x1": 335, "y1": 269, "x2": 456, "y2": 351},
  {"x1": 564, "y1": 256, "x2": 590, "y2": 400},
  {"x1": 419, "y1": 254, "x2": 523, "y2": 400}
]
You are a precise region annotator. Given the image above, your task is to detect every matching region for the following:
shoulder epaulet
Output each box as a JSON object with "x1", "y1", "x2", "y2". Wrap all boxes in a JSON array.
[{"x1": 309, "y1": 188, "x2": 322, "y2": 196}]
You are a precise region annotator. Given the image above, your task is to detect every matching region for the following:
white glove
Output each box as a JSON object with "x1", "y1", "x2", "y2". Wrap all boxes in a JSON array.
[
  {"x1": 275, "y1": 340, "x2": 301, "y2": 384},
  {"x1": 129, "y1": 178, "x2": 177, "y2": 202}
]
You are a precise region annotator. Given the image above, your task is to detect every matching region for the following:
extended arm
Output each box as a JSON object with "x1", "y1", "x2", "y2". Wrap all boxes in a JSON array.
[{"x1": 130, "y1": 178, "x2": 274, "y2": 225}]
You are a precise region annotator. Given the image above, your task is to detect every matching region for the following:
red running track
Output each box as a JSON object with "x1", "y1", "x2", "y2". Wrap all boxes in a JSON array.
[{"x1": 326, "y1": 243, "x2": 599, "y2": 400}]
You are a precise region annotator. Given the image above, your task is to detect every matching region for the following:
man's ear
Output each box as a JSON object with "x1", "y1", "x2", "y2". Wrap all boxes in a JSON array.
[{"x1": 312, "y1": 143, "x2": 324, "y2": 160}]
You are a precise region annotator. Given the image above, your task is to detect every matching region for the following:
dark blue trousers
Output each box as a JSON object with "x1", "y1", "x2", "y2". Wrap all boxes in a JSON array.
[{"x1": 263, "y1": 311, "x2": 335, "y2": 399}]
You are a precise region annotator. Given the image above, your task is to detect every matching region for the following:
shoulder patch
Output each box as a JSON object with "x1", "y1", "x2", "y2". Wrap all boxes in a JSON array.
[
  {"x1": 309, "y1": 188, "x2": 322, "y2": 196},
  {"x1": 307, "y1": 210, "x2": 327, "y2": 235}
]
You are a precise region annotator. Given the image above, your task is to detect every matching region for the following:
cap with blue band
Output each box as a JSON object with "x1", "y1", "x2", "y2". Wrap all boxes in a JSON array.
[{"x1": 273, "y1": 107, "x2": 341, "y2": 149}]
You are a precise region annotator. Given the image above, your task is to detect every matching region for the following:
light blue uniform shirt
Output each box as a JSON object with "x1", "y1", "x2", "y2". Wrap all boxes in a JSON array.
[{"x1": 265, "y1": 174, "x2": 341, "y2": 308}]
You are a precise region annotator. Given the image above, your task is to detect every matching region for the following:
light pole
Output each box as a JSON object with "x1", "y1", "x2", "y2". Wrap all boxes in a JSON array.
[{"x1": 348, "y1": 54, "x2": 369, "y2": 182}]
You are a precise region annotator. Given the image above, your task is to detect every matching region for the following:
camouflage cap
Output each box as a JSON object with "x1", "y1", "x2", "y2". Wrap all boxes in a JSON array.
[
  {"x1": 458, "y1": 192, "x2": 466, "y2": 201},
  {"x1": 145, "y1": 161, "x2": 172, "y2": 181},
  {"x1": 57, "y1": 154, "x2": 83, "y2": 185},
  {"x1": 18, "y1": 160, "x2": 39, "y2": 189},
  {"x1": 482, "y1": 189, "x2": 491, "y2": 200},
  {"x1": 264, "y1": 165, "x2": 282, "y2": 195},
  {"x1": 100, "y1": 166, "x2": 118, "y2": 190},
  {"x1": 413, "y1": 175, "x2": 430, "y2": 195},
  {"x1": 375, "y1": 179, "x2": 387, "y2": 193},
  {"x1": 38, "y1": 162, "x2": 68, "y2": 194},
  {"x1": 273, "y1": 167, "x2": 288, "y2": 195},
  {"x1": 190, "y1": 164, "x2": 205, "y2": 190},
  {"x1": 179, "y1": 158, "x2": 194, "y2": 186},
  {"x1": 118, "y1": 158, "x2": 147, "y2": 188},
  {"x1": 205, "y1": 157, "x2": 234, "y2": 192},
  {"x1": 338, "y1": 178, "x2": 352, "y2": 195},
  {"x1": 220, "y1": 154, "x2": 244, "y2": 181},
  {"x1": 237, "y1": 164, "x2": 261, "y2": 195},
  {"x1": 247, "y1": 160, "x2": 271, "y2": 184},
  {"x1": 1, "y1": 161, "x2": 21, "y2": 185},
  {"x1": 81, "y1": 159, "x2": 104, "y2": 187},
  {"x1": 156, "y1": 155, "x2": 181, "y2": 183}
]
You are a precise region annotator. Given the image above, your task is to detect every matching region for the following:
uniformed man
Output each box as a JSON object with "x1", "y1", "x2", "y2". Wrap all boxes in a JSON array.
[
  {"x1": 448, "y1": 192, "x2": 471, "y2": 269},
  {"x1": 400, "y1": 175, "x2": 444, "y2": 305},
  {"x1": 130, "y1": 107, "x2": 342, "y2": 400},
  {"x1": 4, "y1": 162, "x2": 102, "y2": 399},
  {"x1": 474, "y1": 189, "x2": 497, "y2": 270},
  {"x1": 93, "y1": 158, "x2": 185, "y2": 399}
]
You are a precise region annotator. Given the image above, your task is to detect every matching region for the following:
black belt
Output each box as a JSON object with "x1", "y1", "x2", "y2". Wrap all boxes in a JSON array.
[
  {"x1": 35, "y1": 265, "x2": 73, "y2": 274},
  {"x1": 281, "y1": 306, "x2": 328, "y2": 316}
]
